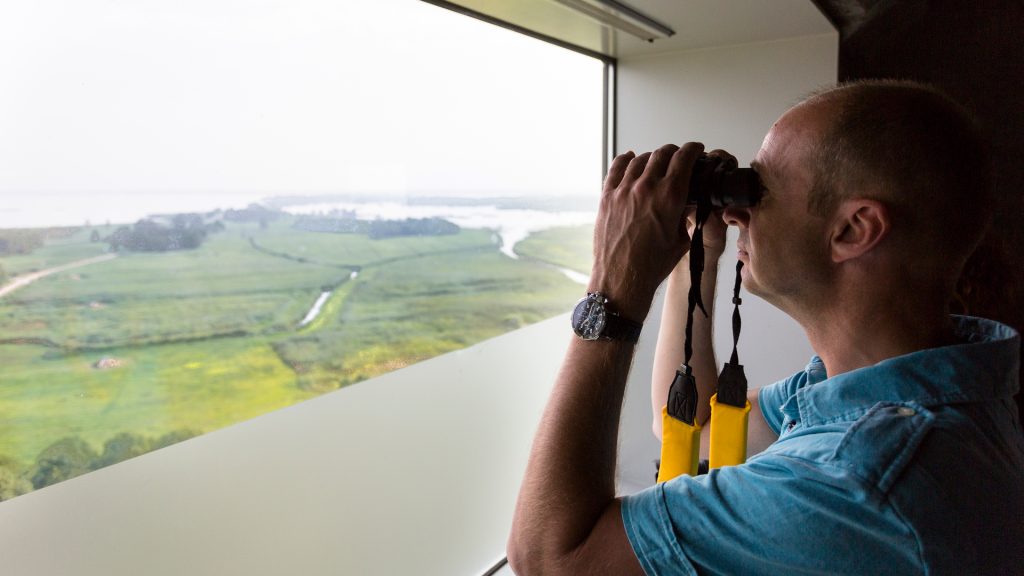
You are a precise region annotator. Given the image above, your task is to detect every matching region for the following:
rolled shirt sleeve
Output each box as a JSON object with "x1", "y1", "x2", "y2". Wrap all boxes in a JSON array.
[{"x1": 621, "y1": 454, "x2": 921, "y2": 575}]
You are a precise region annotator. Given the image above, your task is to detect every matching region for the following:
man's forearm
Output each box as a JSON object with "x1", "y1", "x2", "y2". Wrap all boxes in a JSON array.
[
  {"x1": 509, "y1": 337, "x2": 634, "y2": 570},
  {"x1": 509, "y1": 142, "x2": 704, "y2": 575}
]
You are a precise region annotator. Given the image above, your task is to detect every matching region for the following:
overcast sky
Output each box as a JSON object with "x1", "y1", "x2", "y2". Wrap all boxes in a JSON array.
[{"x1": 0, "y1": 0, "x2": 604, "y2": 198}]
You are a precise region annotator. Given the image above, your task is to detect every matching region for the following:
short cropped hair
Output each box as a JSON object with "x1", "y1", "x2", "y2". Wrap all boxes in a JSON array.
[{"x1": 803, "y1": 80, "x2": 993, "y2": 275}]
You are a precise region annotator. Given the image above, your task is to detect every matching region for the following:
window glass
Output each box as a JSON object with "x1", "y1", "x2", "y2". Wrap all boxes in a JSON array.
[{"x1": 0, "y1": 0, "x2": 602, "y2": 499}]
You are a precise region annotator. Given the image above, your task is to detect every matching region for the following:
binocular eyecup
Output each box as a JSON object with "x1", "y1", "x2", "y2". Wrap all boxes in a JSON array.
[{"x1": 687, "y1": 155, "x2": 762, "y2": 209}]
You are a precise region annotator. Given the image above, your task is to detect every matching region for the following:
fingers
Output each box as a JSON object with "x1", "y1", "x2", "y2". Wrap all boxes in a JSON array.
[
  {"x1": 606, "y1": 143, "x2": 709, "y2": 196},
  {"x1": 665, "y1": 142, "x2": 706, "y2": 183},
  {"x1": 603, "y1": 151, "x2": 635, "y2": 192},
  {"x1": 643, "y1": 143, "x2": 680, "y2": 178},
  {"x1": 623, "y1": 151, "x2": 652, "y2": 184},
  {"x1": 706, "y1": 148, "x2": 738, "y2": 170}
]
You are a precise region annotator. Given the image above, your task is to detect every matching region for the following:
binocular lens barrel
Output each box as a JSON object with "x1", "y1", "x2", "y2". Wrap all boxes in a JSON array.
[{"x1": 687, "y1": 156, "x2": 762, "y2": 209}]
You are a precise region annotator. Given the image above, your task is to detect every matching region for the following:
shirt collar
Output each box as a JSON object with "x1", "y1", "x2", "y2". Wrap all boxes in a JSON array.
[{"x1": 792, "y1": 316, "x2": 1020, "y2": 427}]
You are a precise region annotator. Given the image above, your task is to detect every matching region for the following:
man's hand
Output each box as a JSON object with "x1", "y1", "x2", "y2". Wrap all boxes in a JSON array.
[{"x1": 590, "y1": 143, "x2": 706, "y2": 322}]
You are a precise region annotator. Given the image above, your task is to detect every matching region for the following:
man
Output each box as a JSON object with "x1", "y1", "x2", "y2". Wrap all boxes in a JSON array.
[{"x1": 507, "y1": 80, "x2": 1023, "y2": 575}]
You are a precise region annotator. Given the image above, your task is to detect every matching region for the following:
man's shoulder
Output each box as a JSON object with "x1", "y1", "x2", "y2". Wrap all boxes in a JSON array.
[{"x1": 758, "y1": 392, "x2": 1024, "y2": 573}]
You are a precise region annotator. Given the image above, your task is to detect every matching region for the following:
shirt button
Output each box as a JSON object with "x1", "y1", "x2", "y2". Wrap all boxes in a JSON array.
[{"x1": 897, "y1": 406, "x2": 916, "y2": 417}]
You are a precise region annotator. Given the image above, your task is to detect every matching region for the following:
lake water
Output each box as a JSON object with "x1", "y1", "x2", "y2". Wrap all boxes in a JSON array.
[{"x1": 282, "y1": 201, "x2": 596, "y2": 259}]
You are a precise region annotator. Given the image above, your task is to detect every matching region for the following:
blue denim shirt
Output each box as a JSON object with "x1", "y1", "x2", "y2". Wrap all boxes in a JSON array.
[{"x1": 622, "y1": 316, "x2": 1023, "y2": 575}]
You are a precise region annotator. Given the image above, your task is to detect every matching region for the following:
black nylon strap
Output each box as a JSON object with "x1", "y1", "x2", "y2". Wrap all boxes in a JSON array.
[
  {"x1": 670, "y1": 196, "x2": 712, "y2": 423},
  {"x1": 729, "y1": 260, "x2": 743, "y2": 365},
  {"x1": 716, "y1": 260, "x2": 748, "y2": 408},
  {"x1": 682, "y1": 198, "x2": 712, "y2": 368}
]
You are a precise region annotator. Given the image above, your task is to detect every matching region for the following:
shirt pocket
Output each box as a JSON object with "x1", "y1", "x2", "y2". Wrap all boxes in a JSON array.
[{"x1": 828, "y1": 401, "x2": 936, "y2": 496}]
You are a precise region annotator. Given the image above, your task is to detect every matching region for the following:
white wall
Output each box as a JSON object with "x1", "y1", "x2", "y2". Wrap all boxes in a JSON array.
[{"x1": 614, "y1": 33, "x2": 838, "y2": 491}]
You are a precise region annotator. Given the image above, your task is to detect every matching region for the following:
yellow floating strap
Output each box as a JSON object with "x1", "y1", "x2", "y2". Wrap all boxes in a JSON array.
[
  {"x1": 657, "y1": 405, "x2": 701, "y2": 483},
  {"x1": 708, "y1": 393, "x2": 751, "y2": 469}
]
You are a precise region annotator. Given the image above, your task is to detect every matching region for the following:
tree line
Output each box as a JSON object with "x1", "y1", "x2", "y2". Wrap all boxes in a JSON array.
[
  {"x1": 0, "y1": 429, "x2": 200, "y2": 501},
  {"x1": 293, "y1": 215, "x2": 460, "y2": 239},
  {"x1": 0, "y1": 229, "x2": 47, "y2": 256},
  {"x1": 106, "y1": 216, "x2": 224, "y2": 252}
]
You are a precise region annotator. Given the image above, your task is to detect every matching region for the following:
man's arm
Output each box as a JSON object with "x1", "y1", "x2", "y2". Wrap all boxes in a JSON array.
[{"x1": 507, "y1": 143, "x2": 703, "y2": 575}]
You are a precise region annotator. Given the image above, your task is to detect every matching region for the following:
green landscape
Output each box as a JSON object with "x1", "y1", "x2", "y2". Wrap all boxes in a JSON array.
[{"x1": 0, "y1": 206, "x2": 594, "y2": 500}]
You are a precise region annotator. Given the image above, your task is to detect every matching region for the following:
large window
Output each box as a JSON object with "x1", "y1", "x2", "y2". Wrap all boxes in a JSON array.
[{"x1": 0, "y1": 0, "x2": 604, "y2": 500}]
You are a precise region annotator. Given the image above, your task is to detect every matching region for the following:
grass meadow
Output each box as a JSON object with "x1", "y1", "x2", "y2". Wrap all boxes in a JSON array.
[{"x1": 0, "y1": 215, "x2": 592, "y2": 499}]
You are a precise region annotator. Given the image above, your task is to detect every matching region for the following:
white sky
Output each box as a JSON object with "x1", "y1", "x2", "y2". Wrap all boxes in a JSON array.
[{"x1": 0, "y1": 0, "x2": 604, "y2": 197}]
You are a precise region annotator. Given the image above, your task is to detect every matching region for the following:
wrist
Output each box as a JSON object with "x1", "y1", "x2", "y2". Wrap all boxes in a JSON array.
[
  {"x1": 573, "y1": 291, "x2": 646, "y2": 343},
  {"x1": 586, "y1": 266, "x2": 654, "y2": 324},
  {"x1": 584, "y1": 285, "x2": 650, "y2": 325}
]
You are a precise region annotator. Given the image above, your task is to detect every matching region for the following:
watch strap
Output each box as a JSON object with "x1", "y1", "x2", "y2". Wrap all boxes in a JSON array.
[{"x1": 603, "y1": 312, "x2": 642, "y2": 343}]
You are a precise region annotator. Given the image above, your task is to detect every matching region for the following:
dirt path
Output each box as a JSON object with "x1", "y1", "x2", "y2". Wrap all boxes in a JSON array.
[{"x1": 0, "y1": 253, "x2": 118, "y2": 298}]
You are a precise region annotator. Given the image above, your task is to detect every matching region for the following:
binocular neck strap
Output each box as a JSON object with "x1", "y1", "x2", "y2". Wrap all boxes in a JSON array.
[
  {"x1": 671, "y1": 203, "x2": 748, "y2": 419},
  {"x1": 683, "y1": 200, "x2": 712, "y2": 369},
  {"x1": 728, "y1": 260, "x2": 743, "y2": 366}
]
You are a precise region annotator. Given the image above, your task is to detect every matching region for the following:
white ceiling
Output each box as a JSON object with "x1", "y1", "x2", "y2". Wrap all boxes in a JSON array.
[
  {"x1": 613, "y1": 0, "x2": 835, "y2": 57},
  {"x1": 434, "y1": 0, "x2": 835, "y2": 59}
]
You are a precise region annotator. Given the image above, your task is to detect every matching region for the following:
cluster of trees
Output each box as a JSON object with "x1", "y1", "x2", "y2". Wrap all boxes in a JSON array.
[
  {"x1": 0, "y1": 229, "x2": 46, "y2": 255},
  {"x1": 293, "y1": 215, "x2": 366, "y2": 234},
  {"x1": 367, "y1": 218, "x2": 459, "y2": 239},
  {"x1": 293, "y1": 215, "x2": 459, "y2": 239},
  {"x1": 106, "y1": 216, "x2": 224, "y2": 252},
  {"x1": 0, "y1": 429, "x2": 201, "y2": 501},
  {"x1": 223, "y1": 204, "x2": 284, "y2": 228},
  {"x1": 0, "y1": 455, "x2": 30, "y2": 501}
]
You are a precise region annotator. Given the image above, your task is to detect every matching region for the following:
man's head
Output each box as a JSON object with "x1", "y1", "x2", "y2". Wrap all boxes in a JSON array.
[
  {"x1": 725, "y1": 80, "x2": 993, "y2": 316},
  {"x1": 803, "y1": 80, "x2": 993, "y2": 269}
]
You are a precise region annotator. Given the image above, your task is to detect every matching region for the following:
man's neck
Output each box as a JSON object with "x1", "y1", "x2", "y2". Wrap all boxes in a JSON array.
[{"x1": 801, "y1": 285, "x2": 958, "y2": 379}]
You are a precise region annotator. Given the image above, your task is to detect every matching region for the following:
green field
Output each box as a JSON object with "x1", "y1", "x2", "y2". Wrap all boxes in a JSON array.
[
  {"x1": 0, "y1": 226, "x2": 114, "y2": 276},
  {"x1": 0, "y1": 215, "x2": 592, "y2": 500},
  {"x1": 515, "y1": 224, "x2": 594, "y2": 274}
]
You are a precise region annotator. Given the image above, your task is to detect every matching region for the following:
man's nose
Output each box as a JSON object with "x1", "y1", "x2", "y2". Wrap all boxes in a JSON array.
[{"x1": 722, "y1": 205, "x2": 749, "y2": 228}]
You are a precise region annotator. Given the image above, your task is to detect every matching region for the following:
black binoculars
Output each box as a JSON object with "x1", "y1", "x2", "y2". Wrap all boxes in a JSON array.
[{"x1": 688, "y1": 155, "x2": 762, "y2": 208}]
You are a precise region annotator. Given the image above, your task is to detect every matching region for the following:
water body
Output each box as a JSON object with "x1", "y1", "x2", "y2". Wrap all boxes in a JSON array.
[
  {"x1": 298, "y1": 291, "x2": 333, "y2": 328},
  {"x1": 297, "y1": 270, "x2": 360, "y2": 327},
  {"x1": 282, "y1": 200, "x2": 596, "y2": 260}
]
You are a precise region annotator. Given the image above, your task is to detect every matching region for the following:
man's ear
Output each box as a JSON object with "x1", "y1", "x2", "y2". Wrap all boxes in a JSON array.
[{"x1": 830, "y1": 199, "x2": 890, "y2": 263}]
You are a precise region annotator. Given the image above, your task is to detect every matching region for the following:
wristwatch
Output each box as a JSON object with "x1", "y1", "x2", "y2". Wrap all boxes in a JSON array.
[{"x1": 571, "y1": 292, "x2": 643, "y2": 343}]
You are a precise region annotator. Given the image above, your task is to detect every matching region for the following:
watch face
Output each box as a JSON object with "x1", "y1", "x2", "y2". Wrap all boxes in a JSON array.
[{"x1": 573, "y1": 295, "x2": 606, "y2": 340}]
